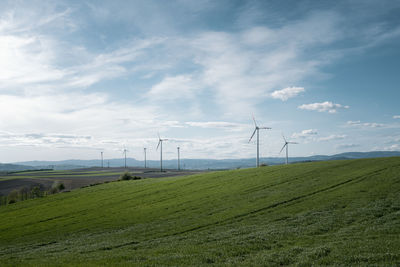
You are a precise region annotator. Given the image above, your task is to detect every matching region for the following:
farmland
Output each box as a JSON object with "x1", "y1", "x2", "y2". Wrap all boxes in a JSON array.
[
  {"x1": 0, "y1": 157, "x2": 399, "y2": 266},
  {"x1": 0, "y1": 167, "x2": 203, "y2": 197}
]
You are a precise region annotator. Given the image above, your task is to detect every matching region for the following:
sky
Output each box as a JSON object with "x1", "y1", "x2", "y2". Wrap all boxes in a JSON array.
[{"x1": 0, "y1": 0, "x2": 400, "y2": 163}]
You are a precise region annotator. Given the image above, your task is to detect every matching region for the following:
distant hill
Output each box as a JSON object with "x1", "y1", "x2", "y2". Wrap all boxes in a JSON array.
[
  {"x1": 10, "y1": 150, "x2": 400, "y2": 170},
  {"x1": 0, "y1": 163, "x2": 36, "y2": 172}
]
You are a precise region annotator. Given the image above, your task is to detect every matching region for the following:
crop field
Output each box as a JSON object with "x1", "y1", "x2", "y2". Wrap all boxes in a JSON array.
[
  {"x1": 0, "y1": 167, "x2": 203, "y2": 196},
  {"x1": 0, "y1": 157, "x2": 399, "y2": 266}
]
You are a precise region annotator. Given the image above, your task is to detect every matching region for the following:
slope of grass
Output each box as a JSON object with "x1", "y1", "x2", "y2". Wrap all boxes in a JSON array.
[
  {"x1": 0, "y1": 157, "x2": 399, "y2": 266},
  {"x1": 0, "y1": 171, "x2": 124, "y2": 181}
]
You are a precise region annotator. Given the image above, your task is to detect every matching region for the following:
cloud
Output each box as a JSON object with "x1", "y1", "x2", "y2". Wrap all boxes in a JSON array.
[
  {"x1": 346, "y1": 121, "x2": 384, "y2": 128},
  {"x1": 0, "y1": 92, "x2": 160, "y2": 142},
  {"x1": 383, "y1": 144, "x2": 400, "y2": 151},
  {"x1": 394, "y1": 115, "x2": 400, "y2": 119},
  {"x1": 292, "y1": 129, "x2": 317, "y2": 139},
  {"x1": 270, "y1": 87, "x2": 305, "y2": 101},
  {"x1": 1, "y1": 2, "x2": 400, "y2": 162},
  {"x1": 318, "y1": 134, "x2": 346, "y2": 142},
  {"x1": 0, "y1": 131, "x2": 93, "y2": 148},
  {"x1": 0, "y1": 34, "x2": 66, "y2": 89},
  {"x1": 147, "y1": 75, "x2": 198, "y2": 100},
  {"x1": 298, "y1": 101, "x2": 349, "y2": 113},
  {"x1": 186, "y1": 121, "x2": 247, "y2": 130}
]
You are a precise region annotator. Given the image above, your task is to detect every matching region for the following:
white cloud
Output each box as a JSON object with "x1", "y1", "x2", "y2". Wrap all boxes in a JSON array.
[
  {"x1": 346, "y1": 121, "x2": 384, "y2": 128},
  {"x1": 186, "y1": 121, "x2": 247, "y2": 130},
  {"x1": 383, "y1": 144, "x2": 400, "y2": 151},
  {"x1": 0, "y1": 7, "x2": 352, "y2": 119},
  {"x1": 0, "y1": 92, "x2": 159, "y2": 141},
  {"x1": 346, "y1": 120, "x2": 361, "y2": 125},
  {"x1": 147, "y1": 75, "x2": 198, "y2": 100},
  {"x1": 393, "y1": 115, "x2": 400, "y2": 119},
  {"x1": 298, "y1": 101, "x2": 349, "y2": 113},
  {"x1": 0, "y1": 131, "x2": 93, "y2": 148},
  {"x1": 292, "y1": 129, "x2": 318, "y2": 139},
  {"x1": 270, "y1": 87, "x2": 305, "y2": 101},
  {"x1": 318, "y1": 134, "x2": 347, "y2": 142},
  {"x1": 1, "y1": 2, "x2": 400, "y2": 162},
  {"x1": 0, "y1": 35, "x2": 66, "y2": 88}
]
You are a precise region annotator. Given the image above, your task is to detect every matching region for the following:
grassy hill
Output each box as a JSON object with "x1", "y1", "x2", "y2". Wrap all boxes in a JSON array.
[{"x1": 0, "y1": 157, "x2": 399, "y2": 266}]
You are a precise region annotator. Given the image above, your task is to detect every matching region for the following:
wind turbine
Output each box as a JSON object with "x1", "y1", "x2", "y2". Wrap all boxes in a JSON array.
[
  {"x1": 280, "y1": 134, "x2": 298, "y2": 164},
  {"x1": 249, "y1": 116, "x2": 271, "y2": 167},
  {"x1": 144, "y1": 147, "x2": 147, "y2": 169},
  {"x1": 123, "y1": 147, "x2": 128, "y2": 168},
  {"x1": 100, "y1": 151, "x2": 104, "y2": 168},
  {"x1": 177, "y1": 146, "x2": 180, "y2": 171},
  {"x1": 156, "y1": 133, "x2": 168, "y2": 172}
]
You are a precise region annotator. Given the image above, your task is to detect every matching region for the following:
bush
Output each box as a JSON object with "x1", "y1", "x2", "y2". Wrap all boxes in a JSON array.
[
  {"x1": 19, "y1": 187, "x2": 29, "y2": 201},
  {"x1": 31, "y1": 186, "x2": 42, "y2": 198},
  {"x1": 119, "y1": 172, "x2": 141, "y2": 181},
  {"x1": 120, "y1": 171, "x2": 134, "y2": 180},
  {"x1": 7, "y1": 189, "x2": 19, "y2": 204},
  {"x1": 49, "y1": 181, "x2": 65, "y2": 194},
  {"x1": 57, "y1": 182, "x2": 65, "y2": 191}
]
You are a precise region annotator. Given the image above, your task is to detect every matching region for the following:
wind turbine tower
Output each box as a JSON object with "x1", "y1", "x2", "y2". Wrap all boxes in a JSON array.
[
  {"x1": 177, "y1": 146, "x2": 180, "y2": 171},
  {"x1": 156, "y1": 133, "x2": 168, "y2": 172},
  {"x1": 144, "y1": 147, "x2": 147, "y2": 168},
  {"x1": 280, "y1": 134, "x2": 298, "y2": 164},
  {"x1": 123, "y1": 148, "x2": 128, "y2": 168},
  {"x1": 248, "y1": 116, "x2": 271, "y2": 167},
  {"x1": 101, "y1": 151, "x2": 104, "y2": 168}
]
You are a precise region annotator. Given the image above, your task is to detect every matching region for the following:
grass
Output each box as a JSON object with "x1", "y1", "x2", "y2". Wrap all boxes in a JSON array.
[
  {"x1": 0, "y1": 171, "x2": 124, "y2": 181},
  {"x1": 0, "y1": 157, "x2": 399, "y2": 266}
]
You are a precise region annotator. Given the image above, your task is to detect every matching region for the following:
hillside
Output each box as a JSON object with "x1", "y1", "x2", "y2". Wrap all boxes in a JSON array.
[
  {"x1": 0, "y1": 157, "x2": 399, "y2": 266},
  {"x1": 0, "y1": 163, "x2": 36, "y2": 172}
]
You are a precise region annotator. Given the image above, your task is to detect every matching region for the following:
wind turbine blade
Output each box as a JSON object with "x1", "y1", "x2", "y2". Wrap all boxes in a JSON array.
[
  {"x1": 279, "y1": 144, "x2": 287, "y2": 154},
  {"x1": 289, "y1": 142, "x2": 298, "y2": 144},
  {"x1": 252, "y1": 115, "x2": 258, "y2": 127},
  {"x1": 156, "y1": 140, "x2": 161, "y2": 150},
  {"x1": 282, "y1": 133, "x2": 287, "y2": 143},
  {"x1": 157, "y1": 132, "x2": 161, "y2": 140},
  {"x1": 248, "y1": 128, "x2": 256, "y2": 142},
  {"x1": 259, "y1": 127, "x2": 272, "y2": 129}
]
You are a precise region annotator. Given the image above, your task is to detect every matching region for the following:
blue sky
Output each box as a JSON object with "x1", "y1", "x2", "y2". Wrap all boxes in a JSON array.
[{"x1": 0, "y1": 0, "x2": 399, "y2": 162}]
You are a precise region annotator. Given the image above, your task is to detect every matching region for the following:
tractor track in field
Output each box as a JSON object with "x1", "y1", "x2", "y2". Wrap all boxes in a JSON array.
[
  {"x1": 82, "y1": 166, "x2": 390, "y2": 252},
  {"x1": 172, "y1": 167, "x2": 388, "y2": 235},
  {"x1": 88, "y1": 166, "x2": 390, "y2": 252}
]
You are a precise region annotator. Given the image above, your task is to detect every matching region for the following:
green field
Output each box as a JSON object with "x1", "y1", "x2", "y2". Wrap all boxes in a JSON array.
[
  {"x1": 0, "y1": 157, "x2": 399, "y2": 266},
  {"x1": 0, "y1": 170, "x2": 124, "y2": 181}
]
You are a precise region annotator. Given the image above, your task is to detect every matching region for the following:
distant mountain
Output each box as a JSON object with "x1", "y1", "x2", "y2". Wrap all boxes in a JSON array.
[
  {"x1": 0, "y1": 163, "x2": 37, "y2": 172},
  {"x1": 11, "y1": 151, "x2": 400, "y2": 170}
]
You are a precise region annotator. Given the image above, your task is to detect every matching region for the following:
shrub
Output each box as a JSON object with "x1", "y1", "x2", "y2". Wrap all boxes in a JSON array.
[
  {"x1": 119, "y1": 172, "x2": 141, "y2": 181},
  {"x1": 49, "y1": 181, "x2": 65, "y2": 194},
  {"x1": 19, "y1": 187, "x2": 29, "y2": 201},
  {"x1": 7, "y1": 189, "x2": 19, "y2": 204},
  {"x1": 57, "y1": 182, "x2": 65, "y2": 191},
  {"x1": 31, "y1": 186, "x2": 42, "y2": 198},
  {"x1": 120, "y1": 171, "x2": 134, "y2": 180}
]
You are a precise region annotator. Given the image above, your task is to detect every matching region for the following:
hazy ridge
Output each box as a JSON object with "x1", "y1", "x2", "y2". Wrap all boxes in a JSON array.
[{"x1": 5, "y1": 151, "x2": 400, "y2": 171}]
